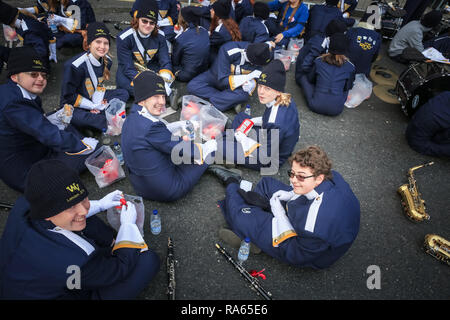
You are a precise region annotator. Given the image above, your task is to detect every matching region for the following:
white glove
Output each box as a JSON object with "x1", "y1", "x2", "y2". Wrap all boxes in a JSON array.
[
  {"x1": 250, "y1": 116, "x2": 263, "y2": 127},
  {"x1": 87, "y1": 190, "x2": 124, "y2": 217},
  {"x1": 166, "y1": 120, "x2": 191, "y2": 135},
  {"x1": 51, "y1": 14, "x2": 76, "y2": 32},
  {"x1": 164, "y1": 82, "x2": 172, "y2": 97},
  {"x1": 342, "y1": 12, "x2": 350, "y2": 18},
  {"x1": 202, "y1": 139, "x2": 217, "y2": 161},
  {"x1": 82, "y1": 137, "x2": 98, "y2": 152},
  {"x1": 242, "y1": 79, "x2": 256, "y2": 95},
  {"x1": 49, "y1": 42, "x2": 57, "y2": 63},
  {"x1": 235, "y1": 131, "x2": 260, "y2": 157},
  {"x1": 159, "y1": 70, "x2": 174, "y2": 83},
  {"x1": 270, "y1": 195, "x2": 286, "y2": 219},
  {"x1": 271, "y1": 190, "x2": 295, "y2": 202},
  {"x1": 120, "y1": 201, "x2": 137, "y2": 225},
  {"x1": 158, "y1": 17, "x2": 173, "y2": 27},
  {"x1": 46, "y1": 108, "x2": 71, "y2": 130},
  {"x1": 92, "y1": 89, "x2": 106, "y2": 105}
]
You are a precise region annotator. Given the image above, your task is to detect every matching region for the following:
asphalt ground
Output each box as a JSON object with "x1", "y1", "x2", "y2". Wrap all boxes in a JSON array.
[{"x1": 0, "y1": 0, "x2": 449, "y2": 305}]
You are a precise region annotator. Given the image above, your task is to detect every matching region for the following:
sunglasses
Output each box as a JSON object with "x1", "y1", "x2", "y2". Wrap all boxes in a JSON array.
[
  {"x1": 25, "y1": 71, "x2": 49, "y2": 80},
  {"x1": 140, "y1": 19, "x2": 156, "y2": 26},
  {"x1": 287, "y1": 170, "x2": 315, "y2": 181}
]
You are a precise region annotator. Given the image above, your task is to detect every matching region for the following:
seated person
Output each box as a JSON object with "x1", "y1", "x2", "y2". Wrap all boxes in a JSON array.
[
  {"x1": 401, "y1": 0, "x2": 432, "y2": 27},
  {"x1": 0, "y1": 47, "x2": 97, "y2": 193},
  {"x1": 121, "y1": 71, "x2": 229, "y2": 202},
  {"x1": 406, "y1": 91, "x2": 450, "y2": 158},
  {"x1": 304, "y1": 0, "x2": 345, "y2": 41},
  {"x1": 0, "y1": 159, "x2": 159, "y2": 299},
  {"x1": 388, "y1": 10, "x2": 442, "y2": 64},
  {"x1": 423, "y1": 32, "x2": 450, "y2": 59},
  {"x1": 337, "y1": 0, "x2": 358, "y2": 26},
  {"x1": 231, "y1": 0, "x2": 254, "y2": 25},
  {"x1": 295, "y1": 18, "x2": 347, "y2": 82},
  {"x1": 209, "y1": 0, "x2": 242, "y2": 64},
  {"x1": 31, "y1": 0, "x2": 96, "y2": 50},
  {"x1": 116, "y1": 0, "x2": 174, "y2": 97},
  {"x1": 216, "y1": 145, "x2": 360, "y2": 269},
  {"x1": 172, "y1": 6, "x2": 210, "y2": 82},
  {"x1": 346, "y1": 13, "x2": 381, "y2": 77},
  {"x1": 60, "y1": 22, "x2": 129, "y2": 132},
  {"x1": 187, "y1": 41, "x2": 272, "y2": 112},
  {"x1": 239, "y1": 1, "x2": 271, "y2": 44},
  {"x1": 219, "y1": 60, "x2": 300, "y2": 174},
  {"x1": 298, "y1": 33, "x2": 355, "y2": 116},
  {"x1": 266, "y1": 0, "x2": 309, "y2": 48}
]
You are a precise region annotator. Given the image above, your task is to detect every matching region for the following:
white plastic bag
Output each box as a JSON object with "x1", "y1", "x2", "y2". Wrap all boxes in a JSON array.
[
  {"x1": 287, "y1": 38, "x2": 304, "y2": 62},
  {"x1": 84, "y1": 145, "x2": 126, "y2": 188},
  {"x1": 106, "y1": 194, "x2": 145, "y2": 236},
  {"x1": 180, "y1": 95, "x2": 227, "y2": 141},
  {"x1": 105, "y1": 98, "x2": 126, "y2": 136},
  {"x1": 345, "y1": 74, "x2": 373, "y2": 108}
]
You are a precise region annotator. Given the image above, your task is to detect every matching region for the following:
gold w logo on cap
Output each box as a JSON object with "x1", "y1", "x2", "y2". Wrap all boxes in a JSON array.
[
  {"x1": 33, "y1": 59, "x2": 43, "y2": 66},
  {"x1": 66, "y1": 183, "x2": 81, "y2": 193},
  {"x1": 261, "y1": 73, "x2": 267, "y2": 81},
  {"x1": 157, "y1": 83, "x2": 164, "y2": 89}
]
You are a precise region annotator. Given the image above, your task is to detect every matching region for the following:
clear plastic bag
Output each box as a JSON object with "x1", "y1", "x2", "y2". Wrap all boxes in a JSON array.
[
  {"x1": 106, "y1": 194, "x2": 145, "y2": 236},
  {"x1": 287, "y1": 38, "x2": 304, "y2": 62},
  {"x1": 180, "y1": 95, "x2": 227, "y2": 141},
  {"x1": 345, "y1": 74, "x2": 373, "y2": 108},
  {"x1": 84, "y1": 146, "x2": 126, "y2": 188},
  {"x1": 105, "y1": 98, "x2": 126, "y2": 136},
  {"x1": 274, "y1": 49, "x2": 293, "y2": 71}
]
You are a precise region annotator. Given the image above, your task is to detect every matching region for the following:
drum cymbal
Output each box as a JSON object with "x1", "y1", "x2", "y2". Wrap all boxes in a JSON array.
[
  {"x1": 373, "y1": 84, "x2": 400, "y2": 104},
  {"x1": 370, "y1": 65, "x2": 399, "y2": 86}
]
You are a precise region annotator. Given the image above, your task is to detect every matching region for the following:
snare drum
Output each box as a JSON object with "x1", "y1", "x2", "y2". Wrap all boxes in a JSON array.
[{"x1": 396, "y1": 62, "x2": 450, "y2": 117}]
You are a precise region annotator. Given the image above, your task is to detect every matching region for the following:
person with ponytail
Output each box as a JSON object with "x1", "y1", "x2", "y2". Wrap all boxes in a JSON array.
[
  {"x1": 172, "y1": 6, "x2": 210, "y2": 82},
  {"x1": 209, "y1": 0, "x2": 242, "y2": 64},
  {"x1": 219, "y1": 59, "x2": 300, "y2": 172},
  {"x1": 298, "y1": 33, "x2": 355, "y2": 116},
  {"x1": 60, "y1": 22, "x2": 129, "y2": 132}
]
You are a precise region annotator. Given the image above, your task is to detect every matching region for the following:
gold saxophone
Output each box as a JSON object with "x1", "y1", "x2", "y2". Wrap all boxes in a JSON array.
[
  {"x1": 424, "y1": 234, "x2": 450, "y2": 266},
  {"x1": 397, "y1": 162, "x2": 434, "y2": 221}
]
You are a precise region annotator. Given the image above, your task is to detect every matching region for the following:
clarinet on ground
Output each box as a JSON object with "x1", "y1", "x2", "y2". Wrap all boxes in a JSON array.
[
  {"x1": 215, "y1": 243, "x2": 273, "y2": 300},
  {"x1": 167, "y1": 237, "x2": 176, "y2": 300}
]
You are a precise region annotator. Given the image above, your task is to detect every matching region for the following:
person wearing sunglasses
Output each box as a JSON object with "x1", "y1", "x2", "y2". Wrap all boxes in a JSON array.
[
  {"x1": 59, "y1": 22, "x2": 129, "y2": 132},
  {"x1": 116, "y1": 0, "x2": 174, "y2": 98},
  {"x1": 0, "y1": 46, "x2": 98, "y2": 193},
  {"x1": 218, "y1": 145, "x2": 360, "y2": 269}
]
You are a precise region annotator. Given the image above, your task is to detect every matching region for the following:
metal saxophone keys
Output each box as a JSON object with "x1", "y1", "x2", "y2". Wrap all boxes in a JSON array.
[
  {"x1": 424, "y1": 234, "x2": 450, "y2": 266},
  {"x1": 397, "y1": 161, "x2": 434, "y2": 221}
]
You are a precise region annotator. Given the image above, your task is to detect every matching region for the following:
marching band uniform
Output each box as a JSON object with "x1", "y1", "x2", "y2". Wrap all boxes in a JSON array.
[
  {"x1": 34, "y1": 0, "x2": 96, "y2": 49},
  {"x1": 295, "y1": 19, "x2": 347, "y2": 82},
  {"x1": 187, "y1": 41, "x2": 272, "y2": 112},
  {"x1": 299, "y1": 33, "x2": 355, "y2": 116},
  {"x1": 116, "y1": 0, "x2": 173, "y2": 97},
  {"x1": 0, "y1": 160, "x2": 159, "y2": 299},
  {"x1": 346, "y1": 21, "x2": 381, "y2": 76},
  {"x1": 0, "y1": 48, "x2": 96, "y2": 193},
  {"x1": 219, "y1": 171, "x2": 360, "y2": 269},
  {"x1": 239, "y1": 2, "x2": 270, "y2": 44},
  {"x1": 172, "y1": 7, "x2": 210, "y2": 82},
  {"x1": 121, "y1": 71, "x2": 217, "y2": 202},
  {"x1": 60, "y1": 23, "x2": 129, "y2": 132},
  {"x1": 230, "y1": 0, "x2": 254, "y2": 25},
  {"x1": 337, "y1": 0, "x2": 358, "y2": 26},
  {"x1": 220, "y1": 60, "x2": 299, "y2": 171},
  {"x1": 209, "y1": 0, "x2": 235, "y2": 64},
  {"x1": 267, "y1": 0, "x2": 309, "y2": 48},
  {"x1": 304, "y1": 0, "x2": 345, "y2": 41},
  {"x1": 406, "y1": 91, "x2": 450, "y2": 157}
]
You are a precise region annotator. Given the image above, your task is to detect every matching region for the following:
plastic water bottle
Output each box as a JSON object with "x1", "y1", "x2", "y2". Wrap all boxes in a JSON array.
[
  {"x1": 49, "y1": 20, "x2": 58, "y2": 34},
  {"x1": 185, "y1": 120, "x2": 195, "y2": 140},
  {"x1": 244, "y1": 104, "x2": 251, "y2": 116},
  {"x1": 113, "y1": 142, "x2": 124, "y2": 165},
  {"x1": 101, "y1": 128, "x2": 111, "y2": 145},
  {"x1": 150, "y1": 209, "x2": 161, "y2": 235},
  {"x1": 238, "y1": 237, "x2": 251, "y2": 264}
]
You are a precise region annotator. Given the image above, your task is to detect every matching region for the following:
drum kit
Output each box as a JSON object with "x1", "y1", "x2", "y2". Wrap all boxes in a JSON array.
[{"x1": 368, "y1": 1, "x2": 450, "y2": 117}]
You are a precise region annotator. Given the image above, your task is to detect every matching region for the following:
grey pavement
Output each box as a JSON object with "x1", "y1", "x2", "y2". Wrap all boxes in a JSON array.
[{"x1": 0, "y1": 0, "x2": 449, "y2": 301}]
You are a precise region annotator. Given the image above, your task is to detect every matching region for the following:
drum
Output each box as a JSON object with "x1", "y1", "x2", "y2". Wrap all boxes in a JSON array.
[
  {"x1": 369, "y1": 2, "x2": 405, "y2": 40},
  {"x1": 395, "y1": 62, "x2": 450, "y2": 117}
]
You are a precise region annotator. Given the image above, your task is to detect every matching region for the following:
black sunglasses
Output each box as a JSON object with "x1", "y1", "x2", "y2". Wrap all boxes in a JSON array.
[{"x1": 287, "y1": 170, "x2": 315, "y2": 181}]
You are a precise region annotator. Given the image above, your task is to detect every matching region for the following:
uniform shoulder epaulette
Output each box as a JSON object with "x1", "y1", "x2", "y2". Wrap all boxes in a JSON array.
[
  {"x1": 119, "y1": 28, "x2": 134, "y2": 40},
  {"x1": 72, "y1": 53, "x2": 88, "y2": 68}
]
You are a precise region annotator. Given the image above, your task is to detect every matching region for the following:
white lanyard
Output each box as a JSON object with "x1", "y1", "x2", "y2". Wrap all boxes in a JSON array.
[
  {"x1": 49, "y1": 227, "x2": 95, "y2": 256},
  {"x1": 132, "y1": 30, "x2": 150, "y2": 62}
]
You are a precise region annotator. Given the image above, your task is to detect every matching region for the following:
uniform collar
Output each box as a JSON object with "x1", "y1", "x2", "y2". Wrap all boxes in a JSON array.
[
  {"x1": 138, "y1": 29, "x2": 151, "y2": 39},
  {"x1": 138, "y1": 105, "x2": 160, "y2": 122},
  {"x1": 87, "y1": 53, "x2": 102, "y2": 67},
  {"x1": 16, "y1": 83, "x2": 37, "y2": 100},
  {"x1": 265, "y1": 100, "x2": 276, "y2": 108}
]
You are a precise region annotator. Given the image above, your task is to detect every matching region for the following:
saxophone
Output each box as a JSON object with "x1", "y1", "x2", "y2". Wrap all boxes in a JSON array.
[
  {"x1": 424, "y1": 234, "x2": 450, "y2": 266},
  {"x1": 397, "y1": 162, "x2": 434, "y2": 221}
]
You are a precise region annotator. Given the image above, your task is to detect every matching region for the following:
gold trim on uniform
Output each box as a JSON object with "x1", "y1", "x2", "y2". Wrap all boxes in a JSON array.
[
  {"x1": 85, "y1": 78, "x2": 95, "y2": 98},
  {"x1": 272, "y1": 230, "x2": 297, "y2": 247}
]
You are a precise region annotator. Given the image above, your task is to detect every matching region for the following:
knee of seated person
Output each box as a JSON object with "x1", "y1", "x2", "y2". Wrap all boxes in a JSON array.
[{"x1": 141, "y1": 249, "x2": 160, "y2": 272}]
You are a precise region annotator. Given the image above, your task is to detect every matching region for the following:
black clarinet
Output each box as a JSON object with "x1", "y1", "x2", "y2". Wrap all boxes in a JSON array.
[
  {"x1": 215, "y1": 243, "x2": 273, "y2": 300},
  {"x1": 167, "y1": 237, "x2": 176, "y2": 300}
]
